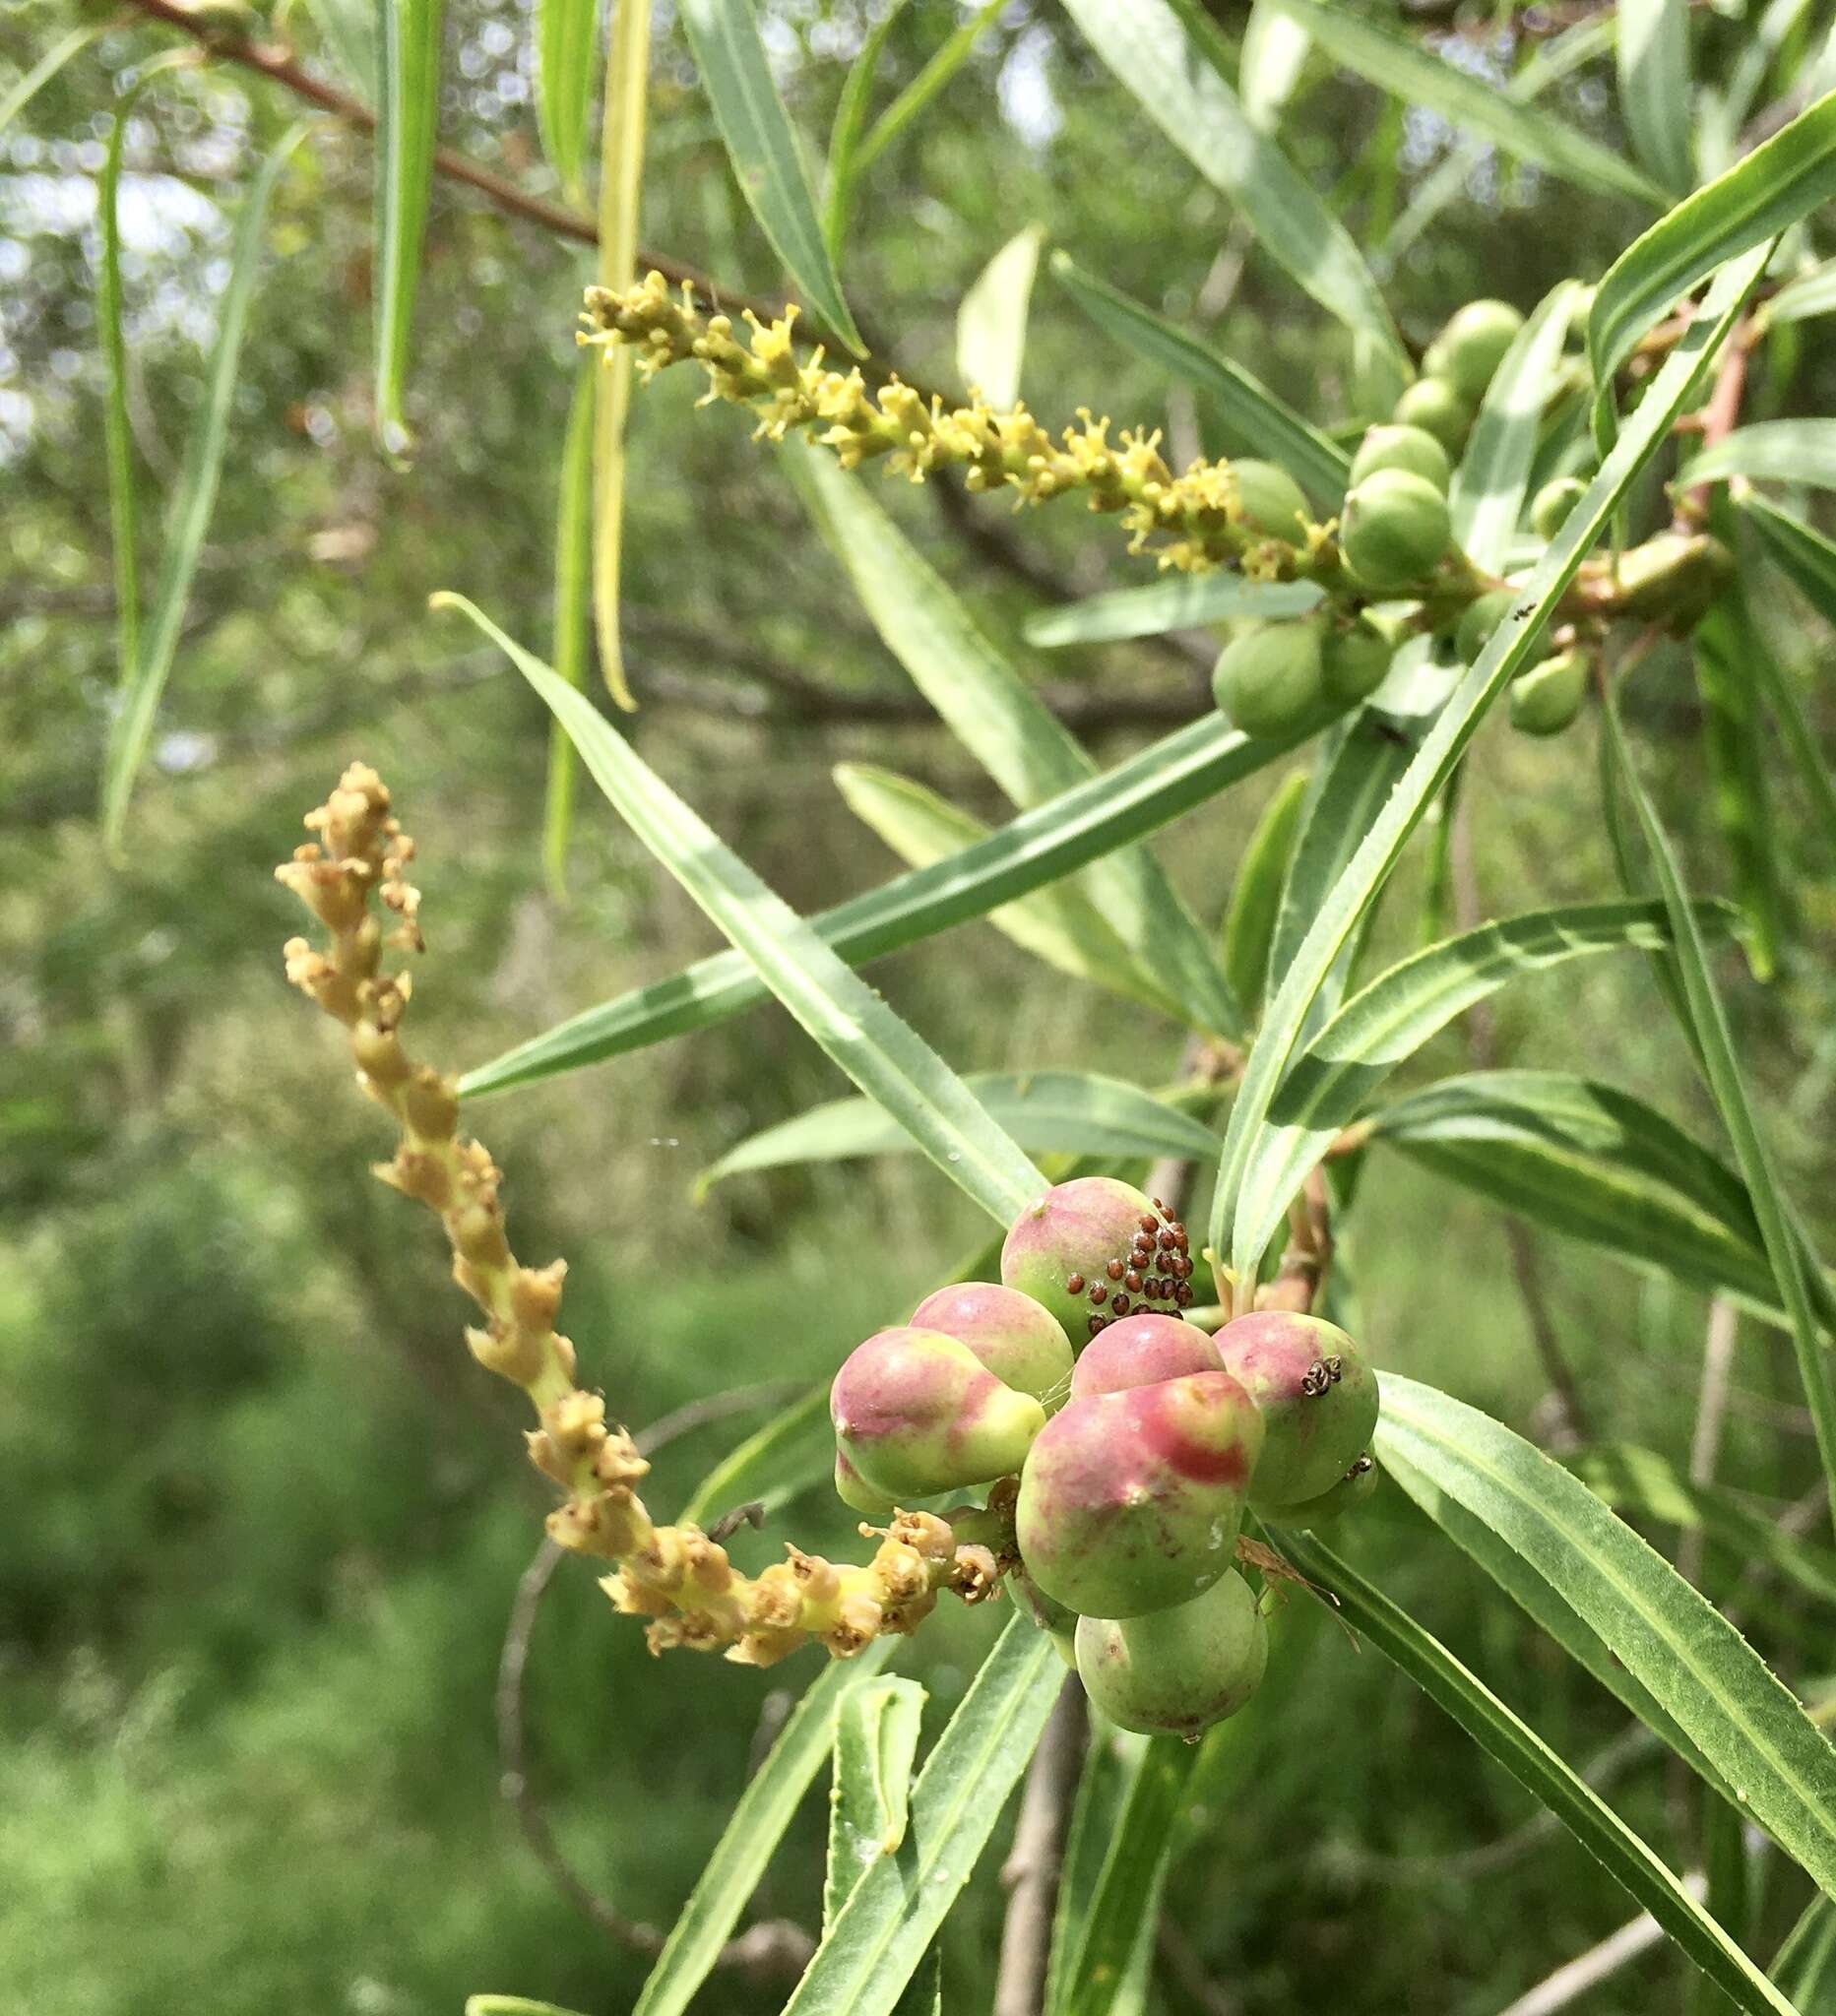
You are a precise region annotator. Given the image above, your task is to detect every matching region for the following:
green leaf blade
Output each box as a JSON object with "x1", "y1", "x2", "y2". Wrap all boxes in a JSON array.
[
  {"x1": 537, "y1": 0, "x2": 598, "y2": 202},
  {"x1": 1618, "y1": 0, "x2": 1696, "y2": 195},
  {"x1": 957, "y1": 224, "x2": 1045, "y2": 410},
  {"x1": 374, "y1": 0, "x2": 443, "y2": 462}
]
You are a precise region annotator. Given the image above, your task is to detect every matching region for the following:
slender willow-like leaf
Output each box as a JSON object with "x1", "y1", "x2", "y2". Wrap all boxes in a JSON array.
[
  {"x1": 536, "y1": 0, "x2": 598, "y2": 202},
  {"x1": 592, "y1": 0, "x2": 649, "y2": 713},
  {"x1": 697, "y1": 1072, "x2": 1220, "y2": 1193},
  {"x1": 1235, "y1": 900, "x2": 1729, "y2": 1274},
  {"x1": 631, "y1": 1646, "x2": 895, "y2": 2016},
  {"x1": 1240, "y1": 0, "x2": 1310, "y2": 134},
  {"x1": 544, "y1": 358, "x2": 595, "y2": 896},
  {"x1": 467, "y1": 1999, "x2": 588, "y2": 2016},
  {"x1": 1375, "y1": 1372, "x2": 1836, "y2": 1898},
  {"x1": 851, "y1": 0, "x2": 1006, "y2": 177},
  {"x1": 1765, "y1": 255, "x2": 1836, "y2": 326},
  {"x1": 1772, "y1": 1895, "x2": 1836, "y2": 2001},
  {"x1": 1215, "y1": 246, "x2": 1765, "y2": 1285},
  {"x1": 102, "y1": 123, "x2": 310, "y2": 850},
  {"x1": 1741, "y1": 490, "x2": 1836, "y2": 617},
  {"x1": 790, "y1": 445, "x2": 1241, "y2": 1040},
  {"x1": 781, "y1": 1618, "x2": 1064, "y2": 2016},
  {"x1": 823, "y1": 0, "x2": 909, "y2": 260},
  {"x1": 373, "y1": 0, "x2": 441, "y2": 461},
  {"x1": 460, "y1": 710, "x2": 1306, "y2": 1099},
  {"x1": 1588, "y1": 91, "x2": 1836, "y2": 393},
  {"x1": 1221, "y1": 771, "x2": 1309, "y2": 1026},
  {"x1": 1045, "y1": 1730, "x2": 1143, "y2": 2016},
  {"x1": 677, "y1": 1384, "x2": 830, "y2": 1529},
  {"x1": 1679, "y1": 417, "x2": 1836, "y2": 488},
  {"x1": 1735, "y1": 500, "x2": 1836, "y2": 853},
  {"x1": 1050, "y1": 254, "x2": 1351, "y2": 506},
  {"x1": 0, "y1": 21, "x2": 104, "y2": 136},
  {"x1": 1450, "y1": 281, "x2": 1580, "y2": 572},
  {"x1": 301, "y1": 0, "x2": 376, "y2": 96},
  {"x1": 1618, "y1": 0, "x2": 1695, "y2": 195},
  {"x1": 1060, "y1": 0, "x2": 1409, "y2": 404},
  {"x1": 675, "y1": 0, "x2": 862, "y2": 350},
  {"x1": 1600, "y1": 686, "x2": 1836, "y2": 1533},
  {"x1": 1274, "y1": 1526, "x2": 1799, "y2": 2016},
  {"x1": 1697, "y1": 0, "x2": 1815, "y2": 175},
  {"x1": 1024, "y1": 573, "x2": 1321, "y2": 651},
  {"x1": 957, "y1": 223, "x2": 1044, "y2": 410},
  {"x1": 1267, "y1": 0, "x2": 1663, "y2": 204},
  {"x1": 439, "y1": 598, "x2": 1045, "y2": 1224}
]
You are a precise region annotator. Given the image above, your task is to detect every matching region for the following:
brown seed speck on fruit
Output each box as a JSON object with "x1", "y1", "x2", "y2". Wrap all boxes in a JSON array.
[
  {"x1": 1089, "y1": 1284, "x2": 1108, "y2": 1305},
  {"x1": 1138, "y1": 1215, "x2": 1158, "y2": 1234},
  {"x1": 1111, "y1": 1294, "x2": 1130, "y2": 1315},
  {"x1": 1174, "y1": 1285, "x2": 1193, "y2": 1307},
  {"x1": 1124, "y1": 1269, "x2": 1143, "y2": 1292},
  {"x1": 1107, "y1": 1259, "x2": 1124, "y2": 1281},
  {"x1": 1066, "y1": 1273, "x2": 1086, "y2": 1294},
  {"x1": 1158, "y1": 1229, "x2": 1175, "y2": 1250},
  {"x1": 1152, "y1": 1197, "x2": 1166, "y2": 1212}
]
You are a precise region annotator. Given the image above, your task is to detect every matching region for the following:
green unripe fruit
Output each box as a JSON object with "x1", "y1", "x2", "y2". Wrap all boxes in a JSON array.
[
  {"x1": 1530, "y1": 475, "x2": 1587, "y2": 539},
  {"x1": 834, "y1": 1449, "x2": 897, "y2": 1519},
  {"x1": 1261, "y1": 1451, "x2": 1379, "y2": 1528},
  {"x1": 1229, "y1": 459, "x2": 1311, "y2": 545},
  {"x1": 1016, "y1": 1370, "x2": 1264, "y2": 1618},
  {"x1": 1075, "y1": 1568, "x2": 1267, "y2": 1738},
  {"x1": 1349, "y1": 422, "x2": 1451, "y2": 494},
  {"x1": 1001, "y1": 1178, "x2": 1197, "y2": 1343},
  {"x1": 1211, "y1": 620, "x2": 1324, "y2": 737},
  {"x1": 1454, "y1": 587, "x2": 1517, "y2": 666},
  {"x1": 831, "y1": 1327, "x2": 1045, "y2": 1500},
  {"x1": 1318, "y1": 614, "x2": 1394, "y2": 707},
  {"x1": 1011, "y1": 1568, "x2": 1080, "y2": 1668},
  {"x1": 1213, "y1": 1310, "x2": 1377, "y2": 1512},
  {"x1": 1509, "y1": 648, "x2": 1588, "y2": 735},
  {"x1": 1391, "y1": 376, "x2": 1475, "y2": 456},
  {"x1": 1070, "y1": 1313, "x2": 1222, "y2": 1401},
  {"x1": 910, "y1": 1283, "x2": 1073, "y2": 1409},
  {"x1": 1339, "y1": 470, "x2": 1453, "y2": 593},
  {"x1": 1424, "y1": 298, "x2": 1524, "y2": 401}
]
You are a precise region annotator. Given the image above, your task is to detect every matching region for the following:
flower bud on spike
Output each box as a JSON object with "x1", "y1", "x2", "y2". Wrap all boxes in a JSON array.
[
  {"x1": 1263, "y1": 1452, "x2": 1379, "y2": 1529},
  {"x1": 1001, "y1": 1177, "x2": 1195, "y2": 1342},
  {"x1": 1509, "y1": 648, "x2": 1588, "y2": 735},
  {"x1": 1015, "y1": 1371, "x2": 1264, "y2": 1618},
  {"x1": 909, "y1": 1283, "x2": 1073, "y2": 1408},
  {"x1": 1229, "y1": 459, "x2": 1311, "y2": 544},
  {"x1": 1424, "y1": 298, "x2": 1524, "y2": 401},
  {"x1": 1340, "y1": 470, "x2": 1452, "y2": 593},
  {"x1": 1211, "y1": 620, "x2": 1324, "y2": 737},
  {"x1": 1349, "y1": 422, "x2": 1450, "y2": 494},
  {"x1": 1070, "y1": 1313, "x2": 1221, "y2": 1400},
  {"x1": 831, "y1": 1327, "x2": 1045, "y2": 1500},
  {"x1": 1213, "y1": 1310, "x2": 1377, "y2": 1511},
  {"x1": 1391, "y1": 376, "x2": 1475, "y2": 456},
  {"x1": 1075, "y1": 1567, "x2": 1267, "y2": 1738}
]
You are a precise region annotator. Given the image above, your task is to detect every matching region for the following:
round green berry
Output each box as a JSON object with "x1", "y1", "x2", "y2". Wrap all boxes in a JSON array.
[
  {"x1": 1339, "y1": 469, "x2": 1452, "y2": 593},
  {"x1": 1211, "y1": 620, "x2": 1324, "y2": 737},
  {"x1": 1530, "y1": 475, "x2": 1587, "y2": 540},
  {"x1": 1318, "y1": 614, "x2": 1394, "y2": 706},
  {"x1": 1509, "y1": 648, "x2": 1588, "y2": 735},
  {"x1": 1454, "y1": 587, "x2": 1518, "y2": 665},
  {"x1": 1424, "y1": 298, "x2": 1524, "y2": 401},
  {"x1": 1349, "y1": 422, "x2": 1451, "y2": 495},
  {"x1": 1391, "y1": 376, "x2": 1476, "y2": 456},
  {"x1": 1075, "y1": 1568, "x2": 1268, "y2": 1738}
]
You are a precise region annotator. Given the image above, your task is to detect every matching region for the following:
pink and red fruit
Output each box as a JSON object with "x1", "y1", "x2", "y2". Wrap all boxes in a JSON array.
[
  {"x1": 1000, "y1": 1177, "x2": 1198, "y2": 1344},
  {"x1": 1075, "y1": 1567, "x2": 1267, "y2": 1738},
  {"x1": 1213, "y1": 1310, "x2": 1376, "y2": 1511},
  {"x1": 834, "y1": 1448, "x2": 897, "y2": 1519},
  {"x1": 1070, "y1": 1313, "x2": 1222, "y2": 1400},
  {"x1": 909, "y1": 1282, "x2": 1074, "y2": 1408}
]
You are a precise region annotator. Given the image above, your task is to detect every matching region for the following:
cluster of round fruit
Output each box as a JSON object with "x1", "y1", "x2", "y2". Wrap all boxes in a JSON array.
[
  {"x1": 1213, "y1": 296, "x2": 1593, "y2": 742},
  {"x1": 828, "y1": 1177, "x2": 1378, "y2": 1739}
]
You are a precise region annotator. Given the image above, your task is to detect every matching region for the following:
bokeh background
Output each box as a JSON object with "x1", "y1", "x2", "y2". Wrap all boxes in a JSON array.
[{"x1": 5, "y1": 3, "x2": 1835, "y2": 2012}]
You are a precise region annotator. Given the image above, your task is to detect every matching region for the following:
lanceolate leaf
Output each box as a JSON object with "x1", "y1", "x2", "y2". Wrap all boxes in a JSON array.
[
  {"x1": 537, "y1": 0, "x2": 599, "y2": 202},
  {"x1": 1617, "y1": 0, "x2": 1695, "y2": 195},
  {"x1": 781, "y1": 1618, "x2": 1064, "y2": 2016},
  {"x1": 850, "y1": 0, "x2": 1007, "y2": 178},
  {"x1": 1233, "y1": 900, "x2": 1732, "y2": 1276},
  {"x1": 1221, "y1": 771, "x2": 1309, "y2": 1026},
  {"x1": 1240, "y1": 1, "x2": 1310, "y2": 135},
  {"x1": 1741, "y1": 490, "x2": 1836, "y2": 620},
  {"x1": 630, "y1": 1646, "x2": 896, "y2": 2016},
  {"x1": 677, "y1": 1384, "x2": 830, "y2": 1529},
  {"x1": 823, "y1": 0, "x2": 909, "y2": 260},
  {"x1": 544, "y1": 357, "x2": 596, "y2": 897},
  {"x1": 790, "y1": 445, "x2": 1242, "y2": 1040},
  {"x1": 1373, "y1": 1372, "x2": 1836, "y2": 1904},
  {"x1": 1772, "y1": 1895, "x2": 1836, "y2": 2002},
  {"x1": 825, "y1": 1678, "x2": 928, "y2": 1926},
  {"x1": 1060, "y1": 0, "x2": 1409, "y2": 404},
  {"x1": 957, "y1": 223, "x2": 1044, "y2": 410},
  {"x1": 1050, "y1": 254, "x2": 1351, "y2": 506},
  {"x1": 1267, "y1": 0, "x2": 1664, "y2": 205},
  {"x1": 675, "y1": 0, "x2": 862, "y2": 351},
  {"x1": 1024, "y1": 575, "x2": 1321, "y2": 651},
  {"x1": 459, "y1": 710, "x2": 1307, "y2": 1100},
  {"x1": 1678, "y1": 417, "x2": 1836, "y2": 488},
  {"x1": 373, "y1": 0, "x2": 442, "y2": 462},
  {"x1": 1765, "y1": 256, "x2": 1836, "y2": 326},
  {"x1": 1736, "y1": 499, "x2": 1836, "y2": 852},
  {"x1": 1214, "y1": 246, "x2": 1767, "y2": 1285},
  {"x1": 696, "y1": 1072, "x2": 1220, "y2": 1193},
  {"x1": 102, "y1": 122, "x2": 311, "y2": 851},
  {"x1": 1045, "y1": 1730, "x2": 1145, "y2": 2016},
  {"x1": 436, "y1": 597, "x2": 1046, "y2": 1226},
  {"x1": 1274, "y1": 1525, "x2": 1801, "y2": 2016},
  {"x1": 301, "y1": 0, "x2": 377, "y2": 98},
  {"x1": 0, "y1": 22, "x2": 105, "y2": 137}
]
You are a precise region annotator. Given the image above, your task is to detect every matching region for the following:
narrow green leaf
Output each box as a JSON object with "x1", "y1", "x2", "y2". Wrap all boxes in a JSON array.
[
  {"x1": 467, "y1": 1998, "x2": 589, "y2": 2016},
  {"x1": 1600, "y1": 684, "x2": 1836, "y2": 1535},
  {"x1": 1274, "y1": 1525, "x2": 1801, "y2": 2016},
  {"x1": 591, "y1": 0, "x2": 650, "y2": 713},
  {"x1": 1618, "y1": 0, "x2": 1696, "y2": 195},
  {"x1": 1697, "y1": 0, "x2": 1816, "y2": 176},
  {"x1": 1740, "y1": 490, "x2": 1836, "y2": 619},
  {"x1": 1221, "y1": 771, "x2": 1309, "y2": 1025},
  {"x1": 459, "y1": 710, "x2": 1306, "y2": 1100},
  {"x1": 1588, "y1": 92, "x2": 1836, "y2": 392},
  {"x1": 790, "y1": 444, "x2": 1243, "y2": 1040},
  {"x1": 781, "y1": 1617, "x2": 1063, "y2": 2016},
  {"x1": 852, "y1": 0, "x2": 1006, "y2": 178},
  {"x1": 544, "y1": 357, "x2": 596, "y2": 897},
  {"x1": 1374, "y1": 1372, "x2": 1836, "y2": 1901},
  {"x1": 1267, "y1": 0, "x2": 1664, "y2": 204},
  {"x1": 0, "y1": 21, "x2": 105, "y2": 136},
  {"x1": 1025, "y1": 577, "x2": 1319, "y2": 652},
  {"x1": 1450, "y1": 281, "x2": 1580, "y2": 572},
  {"x1": 1735, "y1": 501, "x2": 1836, "y2": 854},
  {"x1": 1773, "y1": 1894, "x2": 1836, "y2": 2001},
  {"x1": 1240, "y1": 1, "x2": 1310, "y2": 134},
  {"x1": 675, "y1": 0, "x2": 862, "y2": 350},
  {"x1": 302, "y1": 0, "x2": 375, "y2": 96},
  {"x1": 537, "y1": 0, "x2": 598, "y2": 202},
  {"x1": 437, "y1": 598, "x2": 1046, "y2": 1225},
  {"x1": 1045, "y1": 1729, "x2": 1142, "y2": 2016},
  {"x1": 1060, "y1": 0, "x2": 1409, "y2": 404},
  {"x1": 1679, "y1": 417, "x2": 1836, "y2": 488},
  {"x1": 957, "y1": 223, "x2": 1045, "y2": 410},
  {"x1": 823, "y1": 0, "x2": 909, "y2": 262},
  {"x1": 1765, "y1": 255, "x2": 1836, "y2": 327},
  {"x1": 832, "y1": 765, "x2": 1176, "y2": 1022},
  {"x1": 677, "y1": 1384, "x2": 831, "y2": 1530},
  {"x1": 825, "y1": 1678, "x2": 928, "y2": 1923},
  {"x1": 373, "y1": 0, "x2": 441, "y2": 461},
  {"x1": 1050, "y1": 253, "x2": 1351, "y2": 506},
  {"x1": 631, "y1": 1645, "x2": 896, "y2": 2016},
  {"x1": 697, "y1": 1072, "x2": 1221, "y2": 1193},
  {"x1": 101, "y1": 122, "x2": 311, "y2": 850},
  {"x1": 1215, "y1": 247, "x2": 1766, "y2": 1284},
  {"x1": 1235, "y1": 900, "x2": 1731, "y2": 1275}
]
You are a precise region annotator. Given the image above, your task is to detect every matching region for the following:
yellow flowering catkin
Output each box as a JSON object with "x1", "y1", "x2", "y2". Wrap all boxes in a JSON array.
[
  {"x1": 277, "y1": 765, "x2": 1001, "y2": 1665},
  {"x1": 580, "y1": 272, "x2": 1340, "y2": 579}
]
